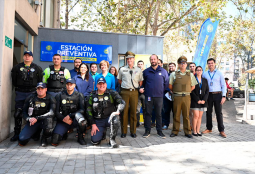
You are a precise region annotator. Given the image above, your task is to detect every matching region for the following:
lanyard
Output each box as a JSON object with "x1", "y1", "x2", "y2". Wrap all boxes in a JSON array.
[
  {"x1": 196, "y1": 76, "x2": 202, "y2": 89},
  {"x1": 208, "y1": 70, "x2": 216, "y2": 81}
]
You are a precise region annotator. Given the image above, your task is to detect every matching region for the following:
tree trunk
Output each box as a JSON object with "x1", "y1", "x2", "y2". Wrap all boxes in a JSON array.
[
  {"x1": 65, "y1": 0, "x2": 69, "y2": 29},
  {"x1": 145, "y1": 0, "x2": 154, "y2": 35},
  {"x1": 152, "y1": 0, "x2": 161, "y2": 36}
]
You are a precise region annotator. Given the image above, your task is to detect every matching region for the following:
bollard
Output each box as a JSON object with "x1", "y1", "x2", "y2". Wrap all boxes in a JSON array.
[{"x1": 251, "y1": 115, "x2": 254, "y2": 120}]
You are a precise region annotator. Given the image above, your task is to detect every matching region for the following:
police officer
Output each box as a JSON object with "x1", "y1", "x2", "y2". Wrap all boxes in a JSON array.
[
  {"x1": 43, "y1": 54, "x2": 71, "y2": 97},
  {"x1": 18, "y1": 82, "x2": 56, "y2": 147},
  {"x1": 87, "y1": 77, "x2": 125, "y2": 148},
  {"x1": 52, "y1": 78, "x2": 86, "y2": 146},
  {"x1": 11, "y1": 51, "x2": 43, "y2": 141},
  {"x1": 169, "y1": 56, "x2": 197, "y2": 138},
  {"x1": 117, "y1": 51, "x2": 143, "y2": 138}
]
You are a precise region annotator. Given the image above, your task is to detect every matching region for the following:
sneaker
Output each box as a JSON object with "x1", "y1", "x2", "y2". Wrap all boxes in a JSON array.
[
  {"x1": 230, "y1": 98, "x2": 235, "y2": 100},
  {"x1": 143, "y1": 131, "x2": 150, "y2": 138},
  {"x1": 157, "y1": 131, "x2": 166, "y2": 139},
  {"x1": 226, "y1": 97, "x2": 229, "y2": 101},
  {"x1": 162, "y1": 125, "x2": 168, "y2": 130}
]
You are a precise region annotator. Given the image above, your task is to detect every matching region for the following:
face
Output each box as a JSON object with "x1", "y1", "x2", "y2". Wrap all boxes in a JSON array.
[
  {"x1": 110, "y1": 67, "x2": 115, "y2": 75},
  {"x1": 137, "y1": 62, "x2": 144, "y2": 70},
  {"x1": 126, "y1": 57, "x2": 135, "y2": 66},
  {"x1": 178, "y1": 62, "x2": 187, "y2": 70},
  {"x1": 66, "y1": 83, "x2": 76, "y2": 91},
  {"x1": 195, "y1": 67, "x2": 203, "y2": 76},
  {"x1": 91, "y1": 64, "x2": 97, "y2": 73},
  {"x1": 53, "y1": 55, "x2": 61, "y2": 66},
  {"x1": 80, "y1": 64, "x2": 88, "y2": 74},
  {"x1": 169, "y1": 64, "x2": 176, "y2": 72},
  {"x1": 97, "y1": 82, "x2": 107, "y2": 91},
  {"x1": 37, "y1": 87, "x2": 47, "y2": 97},
  {"x1": 23, "y1": 54, "x2": 33, "y2": 62},
  {"x1": 189, "y1": 64, "x2": 196, "y2": 73},
  {"x1": 158, "y1": 60, "x2": 162, "y2": 67},
  {"x1": 150, "y1": 55, "x2": 158, "y2": 67},
  {"x1": 74, "y1": 59, "x2": 82, "y2": 69},
  {"x1": 207, "y1": 60, "x2": 215, "y2": 70},
  {"x1": 100, "y1": 62, "x2": 108, "y2": 71}
]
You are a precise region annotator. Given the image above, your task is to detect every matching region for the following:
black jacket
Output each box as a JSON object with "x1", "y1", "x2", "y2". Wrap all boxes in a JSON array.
[{"x1": 191, "y1": 77, "x2": 209, "y2": 108}]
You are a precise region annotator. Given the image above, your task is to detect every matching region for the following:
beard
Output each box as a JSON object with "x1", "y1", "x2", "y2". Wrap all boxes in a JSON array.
[{"x1": 151, "y1": 62, "x2": 157, "y2": 67}]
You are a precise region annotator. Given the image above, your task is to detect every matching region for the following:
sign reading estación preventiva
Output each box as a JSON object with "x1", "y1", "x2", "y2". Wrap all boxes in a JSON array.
[{"x1": 40, "y1": 41, "x2": 112, "y2": 64}]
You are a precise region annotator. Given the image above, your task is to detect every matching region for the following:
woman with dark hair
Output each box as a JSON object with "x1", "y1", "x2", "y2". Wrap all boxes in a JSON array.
[
  {"x1": 190, "y1": 66, "x2": 209, "y2": 136},
  {"x1": 73, "y1": 63, "x2": 94, "y2": 97},
  {"x1": 109, "y1": 66, "x2": 120, "y2": 92}
]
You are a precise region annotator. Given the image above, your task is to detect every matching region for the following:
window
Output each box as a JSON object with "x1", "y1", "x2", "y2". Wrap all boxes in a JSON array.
[
  {"x1": 226, "y1": 67, "x2": 230, "y2": 71},
  {"x1": 27, "y1": 0, "x2": 33, "y2": 7},
  {"x1": 226, "y1": 62, "x2": 229, "y2": 65}
]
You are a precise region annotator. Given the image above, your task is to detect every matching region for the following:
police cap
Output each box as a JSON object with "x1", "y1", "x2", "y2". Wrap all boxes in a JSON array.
[
  {"x1": 125, "y1": 51, "x2": 135, "y2": 58},
  {"x1": 36, "y1": 82, "x2": 47, "y2": 88},
  {"x1": 177, "y1": 56, "x2": 187, "y2": 64},
  {"x1": 24, "y1": 51, "x2": 33, "y2": 57},
  {"x1": 66, "y1": 78, "x2": 76, "y2": 84},
  {"x1": 97, "y1": 77, "x2": 106, "y2": 84}
]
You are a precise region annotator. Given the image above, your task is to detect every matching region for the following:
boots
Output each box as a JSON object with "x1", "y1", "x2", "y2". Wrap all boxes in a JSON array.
[
  {"x1": 41, "y1": 135, "x2": 48, "y2": 147},
  {"x1": 109, "y1": 116, "x2": 120, "y2": 148},
  {"x1": 10, "y1": 117, "x2": 22, "y2": 142},
  {"x1": 77, "y1": 133, "x2": 86, "y2": 145}
]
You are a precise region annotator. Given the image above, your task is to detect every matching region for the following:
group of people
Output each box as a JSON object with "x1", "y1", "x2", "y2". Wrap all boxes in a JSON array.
[{"x1": 10, "y1": 50, "x2": 227, "y2": 149}]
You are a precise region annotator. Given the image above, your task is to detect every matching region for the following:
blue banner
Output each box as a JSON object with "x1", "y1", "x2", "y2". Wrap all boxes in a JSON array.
[
  {"x1": 40, "y1": 41, "x2": 112, "y2": 64},
  {"x1": 193, "y1": 18, "x2": 219, "y2": 70}
]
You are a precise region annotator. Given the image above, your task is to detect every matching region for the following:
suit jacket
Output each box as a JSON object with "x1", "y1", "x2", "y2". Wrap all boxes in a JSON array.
[{"x1": 191, "y1": 77, "x2": 209, "y2": 108}]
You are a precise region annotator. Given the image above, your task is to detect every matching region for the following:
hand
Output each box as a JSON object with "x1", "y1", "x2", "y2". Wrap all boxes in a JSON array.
[
  {"x1": 29, "y1": 117, "x2": 37, "y2": 126},
  {"x1": 63, "y1": 115, "x2": 73, "y2": 125},
  {"x1": 220, "y1": 97, "x2": 226, "y2": 105},
  {"x1": 139, "y1": 88, "x2": 144, "y2": 93},
  {"x1": 201, "y1": 100, "x2": 205, "y2": 104},
  {"x1": 198, "y1": 100, "x2": 201, "y2": 104},
  {"x1": 91, "y1": 124, "x2": 99, "y2": 136}
]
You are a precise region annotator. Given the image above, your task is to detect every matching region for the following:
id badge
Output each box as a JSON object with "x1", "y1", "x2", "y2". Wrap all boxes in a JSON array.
[
  {"x1": 200, "y1": 90, "x2": 202, "y2": 94},
  {"x1": 148, "y1": 97, "x2": 151, "y2": 101},
  {"x1": 210, "y1": 82, "x2": 213, "y2": 86}
]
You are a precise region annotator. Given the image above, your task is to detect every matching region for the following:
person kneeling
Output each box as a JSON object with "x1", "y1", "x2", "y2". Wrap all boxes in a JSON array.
[
  {"x1": 19, "y1": 82, "x2": 56, "y2": 147},
  {"x1": 52, "y1": 78, "x2": 87, "y2": 146},
  {"x1": 87, "y1": 77, "x2": 125, "y2": 148}
]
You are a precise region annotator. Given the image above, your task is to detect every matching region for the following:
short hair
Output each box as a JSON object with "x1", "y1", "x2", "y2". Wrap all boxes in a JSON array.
[
  {"x1": 90, "y1": 63, "x2": 97, "y2": 68},
  {"x1": 99, "y1": 60, "x2": 110, "y2": 69},
  {"x1": 189, "y1": 62, "x2": 196, "y2": 66},
  {"x1": 207, "y1": 58, "x2": 216, "y2": 63},
  {"x1": 225, "y1": 78, "x2": 229, "y2": 80},
  {"x1": 195, "y1": 66, "x2": 203, "y2": 71},
  {"x1": 109, "y1": 66, "x2": 118, "y2": 76},
  {"x1": 137, "y1": 60, "x2": 144, "y2": 65},
  {"x1": 150, "y1": 54, "x2": 158, "y2": 59},
  {"x1": 74, "y1": 58, "x2": 82, "y2": 63},
  {"x1": 169, "y1": 62, "x2": 176, "y2": 67},
  {"x1": 158, "y1": 59, "x2": 163, "y2": 63},
  {"x1": 53, "y1": 54, "x2": 61, "y2": 58}
]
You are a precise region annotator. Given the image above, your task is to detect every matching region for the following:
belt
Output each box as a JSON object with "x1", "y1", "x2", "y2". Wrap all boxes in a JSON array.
[
  {"x1": 209, "y1": 91, "x2": 221, "y2": 94},
  {"x1": 48, "y1": 88, "x2": 64, "y2": 92},
  {"x1": 15, "y1": 87, "x2": 36, "y2": 92},
  {"x1": 121, "y1": 88, "x2": 137, "y2": 91},
  {"x1": 174, "y1": 93, "x2": 190, "y2": 97}
]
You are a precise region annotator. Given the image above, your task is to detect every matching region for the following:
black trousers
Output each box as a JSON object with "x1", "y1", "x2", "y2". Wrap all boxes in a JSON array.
[
  {"x1": 144, "y1": 97, "x2": 163, "y2": 132},
  {"x1": 206, "y1": 93, "x2": 225, "y2": 132}
]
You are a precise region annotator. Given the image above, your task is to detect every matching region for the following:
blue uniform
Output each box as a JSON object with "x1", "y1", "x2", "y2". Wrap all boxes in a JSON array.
[
  {"x1": 94, "y1": 73, "x2": 115, "y2": 90},
  {"x1": 73, "y1": 74, "x2": 94, "y2": 97},
  {"x1": 69, "y1": 69, "x2": 79, "y2": 78}
]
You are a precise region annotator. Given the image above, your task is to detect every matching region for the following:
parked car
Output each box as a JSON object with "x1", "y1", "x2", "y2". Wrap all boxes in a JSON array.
[{"x1": 233, "y1": 87, "x2": 245, "y2": 98}]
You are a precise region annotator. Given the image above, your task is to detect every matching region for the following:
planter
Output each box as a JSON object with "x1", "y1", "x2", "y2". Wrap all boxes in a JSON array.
[{"x1": 249, "y1": 93, "x2": 255, "y2": 102}]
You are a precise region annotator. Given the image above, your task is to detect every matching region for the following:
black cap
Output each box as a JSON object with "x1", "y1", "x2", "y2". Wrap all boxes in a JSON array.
[
  {"x1": 177, "y1": 56, "x2": 187, "y2": 64},
  {"x1": 97, "y1": 77, "x2": 106, "y2": 84},
  {"x1": 24, "y1": 51, "x2": 33, "y2": 57},
  {"x1": 66, "y1": 78, "x2": 76, "y2": 84},
  {"x1": 36, "y1": 82, "x2": 47, "y2": 88}
]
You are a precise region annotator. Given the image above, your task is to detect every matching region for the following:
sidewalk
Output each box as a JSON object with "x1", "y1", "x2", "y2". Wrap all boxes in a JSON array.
[{"x1": 0, "y1": 99, "x2": 255, "y2": 174}]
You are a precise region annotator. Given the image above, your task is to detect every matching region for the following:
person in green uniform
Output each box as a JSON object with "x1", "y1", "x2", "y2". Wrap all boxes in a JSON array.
[
  {"x1": 169, "y1": 56, "x2": 197, "y2": 138},
  {"x1": 43, "y1": 54, "x2": 71, "y2": 97}
]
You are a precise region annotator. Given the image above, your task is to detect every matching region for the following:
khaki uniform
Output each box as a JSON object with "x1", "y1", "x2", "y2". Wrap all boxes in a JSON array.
[
  {"x1": 117, "y1": 65, "x2": 143, "y2": 134},
  {"x1": 169, "y1": 70, "x2": 197, "y2": 135}
]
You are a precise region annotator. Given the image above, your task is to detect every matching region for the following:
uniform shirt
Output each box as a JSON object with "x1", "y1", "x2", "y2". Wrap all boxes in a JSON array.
[
  {"x1": 202, "y1": 69, "x2": 226, "y2": 95},
  {"x1": 43, "y1": 67, "x2": 71, "y2": 83},
  {"x1": 90, "y1": 72, "x2": 99, "y2": 81},
  {"x1": 169, "y1": 70, "x2": 197, "y2": 95},
  {"x1": 73, "y1": 74, "x2": 94, "y2": 97},
  {"x1": 143, "y1": 66, "x2": 169, "y2": 98},
  {"x1": 69, "y1": 69, "x2": 79, "y2": 78},
  {"x1": 117, "y1": 65, "x2": 143, "y2": 89},
  {"x1": 94, "y1": 73, "x2": 115, "y2": 90}
]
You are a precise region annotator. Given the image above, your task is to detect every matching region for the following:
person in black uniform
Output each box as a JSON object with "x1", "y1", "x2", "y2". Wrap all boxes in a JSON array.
[
  {"x1": 87, "y1": 77, "x2": 125, "y2": 148},
  {"x1": 52, "y1": 78, "x2": 87, "y2": 146},
  {"x1": 18, "y1": 82, "x2": 56, "y2": 147},
  {"x1": 11, "y1": 51, "x2": 43, "y2": 141}
]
